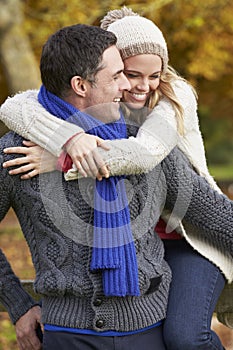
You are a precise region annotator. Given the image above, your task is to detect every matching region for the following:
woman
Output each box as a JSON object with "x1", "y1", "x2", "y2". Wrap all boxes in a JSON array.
[{"x1": 1, "y1": 7, "x2": 232, "y2": 349}]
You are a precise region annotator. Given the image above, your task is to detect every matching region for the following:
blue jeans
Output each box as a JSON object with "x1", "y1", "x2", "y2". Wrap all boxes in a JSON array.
[{"x1": 163, "y1": 239, "x2": 226, "y2": 350}]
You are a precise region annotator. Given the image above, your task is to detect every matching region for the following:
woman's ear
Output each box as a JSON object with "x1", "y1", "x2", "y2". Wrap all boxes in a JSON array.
[{"x1": 70, "y1": 76, "x2": 88, "y2": 97}]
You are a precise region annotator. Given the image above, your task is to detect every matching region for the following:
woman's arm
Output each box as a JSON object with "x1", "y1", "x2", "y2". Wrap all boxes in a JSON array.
[
  {"x1": 65, "y1": 112, "x2": 178, "y2": 180},
  {"x1": 0, "y1": 90, "x2": 83, "y2": 157},
  {"x1": 1, "y1": 91, "x2": 179, "y2": 178},
  {"x1": 1, "y1": 90, "x2": 110, "y2": 178},
  {"x1": 64, "y1": 101, "x2": 180, "y2": 180}
]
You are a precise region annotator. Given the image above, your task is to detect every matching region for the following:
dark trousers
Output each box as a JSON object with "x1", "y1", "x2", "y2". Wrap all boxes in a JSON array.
[
  {"x1": 163, "y1": 239, "x2": 226, "y2": 350},
  {"x1": 43, "y1": 325, "x2": 166, "y2": 350}
]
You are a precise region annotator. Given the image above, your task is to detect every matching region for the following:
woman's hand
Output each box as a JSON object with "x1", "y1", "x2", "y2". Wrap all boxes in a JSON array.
[
  {"x1": 65, "y1": 133, "x2": 110, "y2": 180},
  {"x1": 3, "y1": 140, "x2": 57, "y2": 179},
  {"x1": 3, "y1": 134, "x2": 111, "y2": 181}
]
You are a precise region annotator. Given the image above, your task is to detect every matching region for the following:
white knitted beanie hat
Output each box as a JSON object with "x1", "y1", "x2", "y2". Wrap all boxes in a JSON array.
[{"x1": 101, "y1": 7, "x2": 168, "y2": 72}]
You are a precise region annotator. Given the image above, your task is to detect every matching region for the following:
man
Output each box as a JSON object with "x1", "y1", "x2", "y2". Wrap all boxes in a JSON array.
[{"x1": 0, "y1": 23, "x2": 233, "y2": 350}]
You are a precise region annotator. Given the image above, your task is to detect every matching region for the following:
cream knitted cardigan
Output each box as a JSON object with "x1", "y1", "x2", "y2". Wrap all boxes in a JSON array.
[{"x1": 1, "y1": 79, "x2": 232, "y2": 327}]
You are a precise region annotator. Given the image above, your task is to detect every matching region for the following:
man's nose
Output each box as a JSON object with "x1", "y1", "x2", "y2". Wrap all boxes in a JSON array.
[{"x1": 120, "y1": 73, "x2": 131, "y2": 91}]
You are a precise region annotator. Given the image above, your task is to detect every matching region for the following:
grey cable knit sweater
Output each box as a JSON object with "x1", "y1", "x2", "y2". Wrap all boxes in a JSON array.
[{"x1": 0, "y1": 131, "x2": 233, "y2": 331}]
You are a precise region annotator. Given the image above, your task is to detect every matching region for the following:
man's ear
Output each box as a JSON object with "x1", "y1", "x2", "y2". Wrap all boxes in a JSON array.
[{"x1": 70, "y1": 76, "x2": 88, "y2": 97}]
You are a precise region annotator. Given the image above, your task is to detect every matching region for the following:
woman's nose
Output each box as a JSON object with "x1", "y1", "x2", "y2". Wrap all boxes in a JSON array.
[{"x1": 137, "y1": 78, "x2": 150, "y2": 91}]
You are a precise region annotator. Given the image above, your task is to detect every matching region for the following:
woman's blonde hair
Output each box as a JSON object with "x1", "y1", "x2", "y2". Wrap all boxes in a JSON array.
[{"x1": 147, "y1": 66, "x2": 197, "y2": 135}]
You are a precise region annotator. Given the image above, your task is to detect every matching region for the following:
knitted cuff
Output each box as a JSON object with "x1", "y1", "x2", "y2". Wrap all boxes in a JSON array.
[
  {"x1": 56, "y1": 151, "x2": 73, "y2": 173},
  {"x1": 0, "y1": 282, "x2": 38, "y2": 324}
]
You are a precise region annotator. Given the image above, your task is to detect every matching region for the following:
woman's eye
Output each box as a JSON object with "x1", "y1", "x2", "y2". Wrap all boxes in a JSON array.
[
  {"x1": 150, "y1": 74, "x2": 161, "y2": 79},
  {"x1": 125, "y1": 73, "x2": 138, "y2": 78}
]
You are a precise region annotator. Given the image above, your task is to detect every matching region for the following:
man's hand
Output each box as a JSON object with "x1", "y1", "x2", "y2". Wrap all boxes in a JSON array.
[
  {"x1": 3, "y1": 140, "x2": 57, "y2": 179},
  {"x1": 65, "y1": 133, "x2": 110, "y2": 180},
  {"x1": 15, "y1": 305, "x2": 42, "y2": 350}
]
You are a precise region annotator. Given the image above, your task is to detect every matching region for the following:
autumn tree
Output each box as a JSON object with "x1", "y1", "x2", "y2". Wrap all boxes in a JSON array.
[{"x1": 0, "y1": 0, "x2": 232, "y2": 164}]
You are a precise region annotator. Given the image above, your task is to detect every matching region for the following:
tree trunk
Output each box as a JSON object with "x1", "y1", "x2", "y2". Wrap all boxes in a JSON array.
[
  {"x1": 0, "y1": 0, "x2": 41, "y2": 94},
  {"x1": 0, "y1": 0, "x2": 41, "y2": 136}
]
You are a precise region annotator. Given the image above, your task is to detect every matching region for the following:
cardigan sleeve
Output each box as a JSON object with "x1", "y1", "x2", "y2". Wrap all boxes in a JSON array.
[
  {"x1": 0, "y1": 155, "x2": 38, "y2": 324},
  {"x1": 0, "y1": 248, "x2": 38, "y2": 324},
  {"x1": 161, "y1": 147, "x2": 233, "y2": 257},
  {"x1": 0, "y1": 90, "x2": 84, "y2": 157}
]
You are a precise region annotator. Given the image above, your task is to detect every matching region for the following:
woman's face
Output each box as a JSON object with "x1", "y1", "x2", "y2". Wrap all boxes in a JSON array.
[{"x1": 123, "y1": 54, "x2": 162, "y2": 109}]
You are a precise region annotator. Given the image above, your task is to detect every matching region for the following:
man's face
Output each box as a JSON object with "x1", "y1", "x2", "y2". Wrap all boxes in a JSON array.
[{"x1": 83, "y1": 45, "x2": 130, "y2": 123}]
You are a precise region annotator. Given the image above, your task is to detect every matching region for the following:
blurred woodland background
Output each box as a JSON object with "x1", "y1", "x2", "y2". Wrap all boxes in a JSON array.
[
  {"x1": 0, "y1": 0, "x2": 232, "y2": 349},
  {"x1": 0, "y1": 0, "x2": 233, "y2": 171}
]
